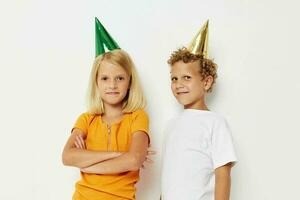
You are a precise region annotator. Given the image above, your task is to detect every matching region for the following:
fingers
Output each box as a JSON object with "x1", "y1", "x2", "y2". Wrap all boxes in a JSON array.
[
  {"x1": 145, "y1": 157, "x2": 154, "y2": 164},
  {"x1": 141, "y1": 149, "x2": 156, "y2": 170},
  {"x1": 141, "y1": 157, "x2": 154, "y2": 170},
  {"x1": 74, "y1": 135, "x2": 86, "y2": 149},
  {"x1": 76, "y1": 135, "x2": 83, "y2": 149},
  {"x1": 78, "y1": 135, "x2": 86, "y2": 149},
  {"x1": 80, "y1": 168, "x2": 87, "y2": 173},
  {"x1": 144, "y1": 149, "x2": 156, "y2": 164},
  {"x1": 74, "y1": 139, "x2": 81, "y2": 148},
  {"x1": 147, "y1": 150, "x2": 156, "y2": 155}
]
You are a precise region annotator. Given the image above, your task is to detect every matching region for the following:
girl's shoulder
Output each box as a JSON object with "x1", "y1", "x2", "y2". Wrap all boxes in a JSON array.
[
  {"x1": 76, "y1": 112, "x2": 100, "y2": 124},
  {"x1": 131, "y1": 108, "x2": 148, "y2": 116},
  {"x1": 132, "y1": 108, "x2": 147, "y2": 114},
  {"x1": 127, "y1": 109, "x2": 149, "y2": 121}
]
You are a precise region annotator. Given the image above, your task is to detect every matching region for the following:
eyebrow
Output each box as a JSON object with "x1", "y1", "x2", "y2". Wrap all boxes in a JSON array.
[
  {"x1": 171, "y1": 73, "x2": 191, "y2": 77},
  {"x1": 99, "y1": 73, "x2": 127, "y2": 76},
  {"x1": 98, "y1": 74, "x2": 129, "y2": 81}
]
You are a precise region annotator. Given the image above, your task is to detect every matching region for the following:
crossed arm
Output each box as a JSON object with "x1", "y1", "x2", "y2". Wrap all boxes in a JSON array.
[{"x1": 62, "y1": 128, "x2": 150, "y2": 174}]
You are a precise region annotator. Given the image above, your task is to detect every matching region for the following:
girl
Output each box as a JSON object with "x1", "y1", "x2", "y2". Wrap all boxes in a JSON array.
[{"x1": 62, "y1": 49, "x2": 150, "y2": 200}]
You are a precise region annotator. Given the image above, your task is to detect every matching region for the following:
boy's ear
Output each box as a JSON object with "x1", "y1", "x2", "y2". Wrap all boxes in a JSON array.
[{"x1": 204, "y1": 76, "x2": 214, "y2": 91}]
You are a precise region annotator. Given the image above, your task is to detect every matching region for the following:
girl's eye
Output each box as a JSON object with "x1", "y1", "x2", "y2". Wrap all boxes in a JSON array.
[
  {"x1": 116, "y1": 76, "x2": 125, "y2": 81},
  {"x1": 101, "y1": 77, "x2": 108, "y2": 81}
]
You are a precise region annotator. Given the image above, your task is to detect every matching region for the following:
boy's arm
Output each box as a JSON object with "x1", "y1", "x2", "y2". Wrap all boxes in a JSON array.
[
  {"x1": 214, "y1": 163, "x2": 232, "y2": 200},
  {"x1": 62, "y1": 128, "x2": 122, "y2": 168},
  {"x1": 80, "y1": 131, "x2": 149, "y2": 174}
]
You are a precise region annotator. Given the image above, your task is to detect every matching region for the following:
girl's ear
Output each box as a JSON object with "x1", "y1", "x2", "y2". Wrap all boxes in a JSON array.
[
  {"x1": 95, "y1": 78, "x2": 99, "y2": 88},
  {"x1": 95, "y1": 73, "x2": 99, "y2": 87},
  {"x1": 128, "y1": 76, "x2": 132, "y2": 90}
]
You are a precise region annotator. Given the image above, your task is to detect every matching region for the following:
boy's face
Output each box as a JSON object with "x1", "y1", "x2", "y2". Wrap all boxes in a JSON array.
[{"x1": 170, "y1": 60, "x2": 213, "y2": 109}]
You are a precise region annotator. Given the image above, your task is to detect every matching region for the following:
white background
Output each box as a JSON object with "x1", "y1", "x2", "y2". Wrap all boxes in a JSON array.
[{"x1": 0, "y1": 0, "x2": 300, "y2": 199}]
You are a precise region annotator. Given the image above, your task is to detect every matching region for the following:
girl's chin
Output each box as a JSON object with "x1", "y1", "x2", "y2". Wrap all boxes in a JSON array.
[{"x1": 103, "y1": 100, "x2": 123, "y2": 106}]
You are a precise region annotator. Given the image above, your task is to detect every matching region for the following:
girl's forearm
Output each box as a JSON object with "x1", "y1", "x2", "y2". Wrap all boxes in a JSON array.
[
  {"x1": 81, "y1": 152, "x2": 143, "y2": 174},
  {"x1": 62, "y1": 148, "x2": 122, "y2": 168}
]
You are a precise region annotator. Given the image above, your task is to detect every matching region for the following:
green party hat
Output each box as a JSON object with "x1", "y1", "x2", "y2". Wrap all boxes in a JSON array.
[{"x1": 95, "y1": 17, "x2": 120, "y2": 57}]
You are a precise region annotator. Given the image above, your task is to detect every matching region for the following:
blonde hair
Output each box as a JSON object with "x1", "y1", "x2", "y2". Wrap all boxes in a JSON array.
[{"x1": 86, "y1": 49, "x2": 146, "y2": 114}]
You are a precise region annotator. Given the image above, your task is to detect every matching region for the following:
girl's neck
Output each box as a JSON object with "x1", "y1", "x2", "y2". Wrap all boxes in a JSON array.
[
  {"x1": 102, "y1": 103, "x2": 123, "y2": 118},
  {"x1": 101, "y1": 103, "x2": 124, "y2": 125}
]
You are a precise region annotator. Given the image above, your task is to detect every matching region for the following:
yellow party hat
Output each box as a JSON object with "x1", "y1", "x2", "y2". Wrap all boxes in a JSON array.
[{"x1": 187, "y1": 20, "x2": 209, "y2": 58}]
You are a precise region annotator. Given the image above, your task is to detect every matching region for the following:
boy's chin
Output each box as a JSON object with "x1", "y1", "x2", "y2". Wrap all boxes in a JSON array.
[{"x1": 175, "y1": 98, "x2": 192, "y2": 107}]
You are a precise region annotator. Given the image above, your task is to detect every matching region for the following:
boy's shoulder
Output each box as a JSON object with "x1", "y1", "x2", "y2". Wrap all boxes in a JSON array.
[
  {"x1": 201, "y1": 111, "x2": 227, "y2": 123},
  {"x1": 166, "y1": 110, "x2": 229, "y2": 129},
  {"x1": 182, "y1": 109, "x2": 226, "y2": 121}
]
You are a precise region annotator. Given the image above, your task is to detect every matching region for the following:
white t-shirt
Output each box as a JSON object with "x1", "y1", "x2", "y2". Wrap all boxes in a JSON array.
[{"x1": 161, "y1": 109, "x2": 237, "y2": 200}]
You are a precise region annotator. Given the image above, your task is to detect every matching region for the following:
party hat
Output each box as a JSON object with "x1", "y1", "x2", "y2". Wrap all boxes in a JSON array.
[
  {"x1": 95, "y1": 17, "x2": 120, "y2": 57},
  {"x1": 187, "y1": 20, "x2": 209, "y2": 58}
]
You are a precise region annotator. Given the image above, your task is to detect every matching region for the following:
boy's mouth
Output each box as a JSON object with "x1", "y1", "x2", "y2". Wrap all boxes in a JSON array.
[{"x1": 177, "y1": 91, "x2": 189, "y2": 95}]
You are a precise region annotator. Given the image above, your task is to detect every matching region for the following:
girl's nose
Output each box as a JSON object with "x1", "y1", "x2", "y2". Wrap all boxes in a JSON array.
[{"x1": 108, "y1": 80, "x2": 117, "y2": 89}]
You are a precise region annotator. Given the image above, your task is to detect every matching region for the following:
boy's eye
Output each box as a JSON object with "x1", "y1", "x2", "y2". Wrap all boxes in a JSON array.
[
  {"x1": 171, "y1": 77, "x2": 177, "y2": 82},
  {"x1": 184, "y1": 76, "x2": 191, "y2": 80}
]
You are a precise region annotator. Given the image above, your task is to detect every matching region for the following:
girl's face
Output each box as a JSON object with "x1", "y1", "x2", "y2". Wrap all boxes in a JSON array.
[{"x1": 97, "y1": 60, "x2": 130, "y2": 108}]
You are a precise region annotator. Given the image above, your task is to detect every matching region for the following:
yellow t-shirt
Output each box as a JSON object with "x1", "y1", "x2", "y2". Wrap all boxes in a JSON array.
[{"x1": 72, "y1": 109, "x2": 149, "y2": 200}]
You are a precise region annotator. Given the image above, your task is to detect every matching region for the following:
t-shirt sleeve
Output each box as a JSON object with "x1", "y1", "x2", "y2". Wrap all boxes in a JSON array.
[
  {"x1": 211, "y1": 118, "x2": 238, "y2": 169},
  {"x1": 72, "y1": 113, "x2": 90, "y2": 135},
  {"x1": 131, "y1": 110, "x2": 150, "y2": 142}
]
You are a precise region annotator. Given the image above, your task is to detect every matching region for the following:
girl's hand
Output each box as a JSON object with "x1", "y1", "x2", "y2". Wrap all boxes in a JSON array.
[
  {"x1": 74, "y1": 134, "x2": 86, "y2": 149},
  {"x1": 80, "y1": 167, "x2": 89, "y2": 173},
  {"x1": 141, "y1": 149, "x2": 156, "y2": 169}
]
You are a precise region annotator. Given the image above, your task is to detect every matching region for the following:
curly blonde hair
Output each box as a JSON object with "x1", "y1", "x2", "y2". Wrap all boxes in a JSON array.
[{"x1": 167, "y1": 47, "x2": 218, "y2": 92}]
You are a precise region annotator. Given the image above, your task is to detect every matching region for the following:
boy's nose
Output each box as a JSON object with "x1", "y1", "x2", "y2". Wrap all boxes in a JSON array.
[{"x1": 175, "y1": 81, "x2": 184, "y2": 89}]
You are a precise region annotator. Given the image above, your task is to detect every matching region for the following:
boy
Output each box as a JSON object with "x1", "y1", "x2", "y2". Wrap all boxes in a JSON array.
[{"x1": 161, "y1": 20, "x2": 237, "y2": 200}]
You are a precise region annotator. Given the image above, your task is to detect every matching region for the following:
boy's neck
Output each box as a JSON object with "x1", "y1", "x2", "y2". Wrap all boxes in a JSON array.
[{"x1": 184, "y1": 99, "x2": 209, "y2": 111}]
